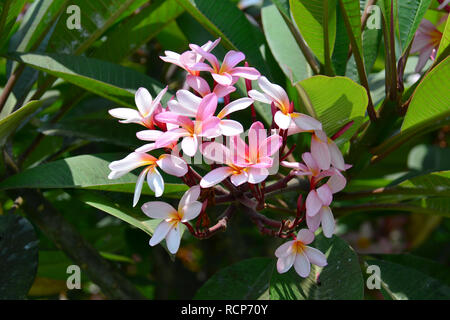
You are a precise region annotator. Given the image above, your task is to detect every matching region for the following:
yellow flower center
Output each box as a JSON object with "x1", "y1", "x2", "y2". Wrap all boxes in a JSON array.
[{"x1": 292, "y1": 240, "x2": 306, "y2": 254}]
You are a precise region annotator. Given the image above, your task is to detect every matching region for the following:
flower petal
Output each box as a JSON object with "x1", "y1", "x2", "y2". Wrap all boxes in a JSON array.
[
  {"x1": 275, "y1": 240, "x2": 295, "y2": 258},
  {"x1": 133, "y1": 168, "x2": 149, "y2": 207},
  {"x1": 157, "y1": 155, "x2": 188, "y2": 177},
  {"x1": 294, "y1": 253, "x2": 311, "y2": 278},
  {"x1": 147, "y1": 168, "x2": 164, "y2": 197},
  {"x1": 311, "y1": 133, "x2": 331, "y2": 170},
  {"x1": 200, "y1": 167, "x2": 233, "y2": 188},
  {"x1": 229, "y1": 67, "x2": 260, "y2": 80},
  {"x1": 109, "y1": 152, "x2": 155, "y2": 172},
  {"x1": 196, "y1": 93, "x2": 218, "y2": 121},
  {"x1": 141, "y1": 201, "x2": 176, "y2": 219},
  {"x1": 306, "y1": 212, "x2": 322, "y2": 232},
  {"x1": 230, "y1": 171, "x2": 249, "y2": 186},
  {"x1": 109, "y1": 108, "x2": 141, "y2": 122},
  {"x1": 186, "y1": 75, "x2": 211, "y2": 97},
  {"x1": 321, "y1": 206, "x2": 335, "y2": 238},
  {"x1": 201, "y1": 142, "x2": 230, "y2": 164},
  {"x1": 166, "y1": 225, "x2": 181, "y2": 254},
  {"x1": 181, "y1": 201, "x2": 202, "y2": 222},
  {"x1": 328, "y1": 140, "x2": 345, "y2": 171},
  {"x1": 179, "y1": 185, "x2": 201, "y2": 211},
  {"x1": 135, "y1": 87, "x2": 153, "y2": 116},
  {"x1": 149, "y1": 221, "x2": 172, "y2": 247},
  {"x1": 304, "y1": 246, "x2": 327, "y2": 267},
  {"x1": 247, "y1": 167, "x2": 269, "y2": 184},
  {"x1": 222, "y1": 51, "x2": 245, "y2": 70},
  {"x1": 136, "y1": 130, "x2": 163, "y2": 141},
  {"x1": 212, "y1": 72, "x2": 233, "y2": 86},
  {"x1": 306, "y1": 190, "x2": 322, "y2": 217},
  {"x1": 181, "y1": 136, "x2": 199, "y2": 157},
  {"x1": 248, "y1": 90, "x2": 272, "y2": 104},
  {"x1": 219, "y1": 119, "x2": 244, "y2": 136},
  {"x1": 258, "y1": 76, "x2": 290, "y2": 109},
  {"x1": 292, "y1": 113, "x2": 322, "y2": 131},
  {"x1": 316, "y1": 184, "x2": 333, "y2": 206},
  {"x1": 297, "y1": 229, "x2": 315, "y2": 245},
  {"x1": 217, "y1": 97, "x2": 253, "y2": 119},
  {"x1": 274, "y1": 110, "x2": 291, "y2": 129},
  {"x1": 277, "y1": 254, "x2": 295, "y2": 274}
]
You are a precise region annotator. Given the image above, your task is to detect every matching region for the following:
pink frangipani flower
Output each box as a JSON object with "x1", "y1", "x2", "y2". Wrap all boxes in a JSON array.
[
  {"x1": 190, "y1": 45, "x2": 260, "y2": 86},
  {"x1": 160, "y1": 39, "x2": 220, "y2": 76},
  {"x1": 248, "y1": 76, "x2": 322, "y2": 131},
  {"x1": 411, "y1": 18, "x2": 444, "y2": 73},
  {"x1": 305, "y1": 184, "x2": 335, "y2": 238},
  {"x1": 200, "y1": 122, "x2": 282, "y2": 187},
  {"x1": 142, "y1": 186, "x2": 202, "y2": 254},
  {"x1": 155, "y1": 93, "x2": 222, "y2": 156},
  {"x1": 109, "y1": 86, "x2": 168, "y2": 129},
  {"x1": 108, "y1": 152, "x2": 188, "y2": 206},
  {"x1": 275, "y1": 229, "x2": 327, "y2": 278}
]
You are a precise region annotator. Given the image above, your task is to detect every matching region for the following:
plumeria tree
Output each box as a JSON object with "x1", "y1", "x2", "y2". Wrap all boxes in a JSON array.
[{"x1": 0, "y1": 0, "x2": 449, "y2": 300}]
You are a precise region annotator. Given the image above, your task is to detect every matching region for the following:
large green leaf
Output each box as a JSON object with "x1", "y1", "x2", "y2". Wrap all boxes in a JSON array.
[
  {"x1": 0, "y1": 100, "x2": 43, "y2": 146},
  {"x1": 402, "y1": 56, "x2": 450, "y2": 131},
  {"x1": 0, "y1": 214, "x2": 39, "y2": 299},
  {"x1": 195, "y1": 258, "x2": 274, "y2": 300},
  {"x1": 290, "y1": 0, "x2": 337, "y2": 67},
  {"x1": 365, "y1": 254, "x2": 450, "y2": 299},
  {"x1": 0, "y1": 154, "x2": 187, "y2": 197},
  {"x1": 8, "y1": 52, "x2": 169, "y2": 108},
  {"x1": 94, "y1": 0, "x2": 184, "y2": 63},
  {"x1": 174, "y1": 0, "x2": 268, "y2": 73},
  {"x1": 47, "y1": 0, "x2": 137, "y2": 55},
  {"x1": 270, "y1": 233, "x2": 364, "y2": 300},
  {"x1": 261, "y1": 4, "x2": 311, "y2": 84},
  {"x1": 398, "y1": 0, "x2": 432, "y2": 53},
  {"x1": 296, "y1": 76, "x2": 368, "y2": 143}
]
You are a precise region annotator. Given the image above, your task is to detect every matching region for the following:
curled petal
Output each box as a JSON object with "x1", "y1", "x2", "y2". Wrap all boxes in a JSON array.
[
  {"x1": 136, "y1": 130, "x2": 163, "y2": 141},
  {"x1": 109, "y1": 152, "x2": 155, "y2": 172},
  {"x1": 218, "y1": 97, "x2": 253, "y2": 119},
  {"x1": 181, "y1": 201, "x2": 202, "y2": 222},
  {"x1": 147, "y1": 168, "x2": 164, "y2": 197},
  {"x1": 316, "y1": 184, "x2": 333, "y2": 207},
  {"x1": 248, "y1": 89, "x2": 272, "y2": 104},
  {"x1": 133, "y1": 168, "x2": 149, "y2": 207},
  {"x1": 229, "y1": 67, "x2": 260, "y2": 80},
  {"x1": 258, "y1": 76, "x2": 290, "y2": 109},
  {"x1": 291, "y1": 113, "x2": 322, "y2": 131},
  {"x1": 135, "y1": 87, "x2": 153, "y2": 116},
  {"x1": 328, "y1": 140, "x2": 345, "y2": 171},
  {"x1": 219, "y1": 119, "x2": 244, "y2": 136},
  {"x1": 157, "y1": 155, "x2": 188, "y2": 177},
  {"x1": 274, "y1": 111, "x2": 291, "y2": 129},
  {"x1": 109, "y1": 108, "x2": 141, "y2": 123},
  {"x1": 311, "y1": 134, "x2": 331, "y2": 170},
  {"x1": 179, "y1": 185, "x2": 201, "y2": 211}
]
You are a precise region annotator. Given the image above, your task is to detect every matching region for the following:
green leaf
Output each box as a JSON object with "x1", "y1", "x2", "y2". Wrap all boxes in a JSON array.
[
  {"x1": 332, "y1": 3, "x2": 351, "y2": 76},
  {"x1": 0, "y1": 0, "x2": 27, "y2": 52},
  {"x1": 365, "y1": 254, "x2": 450, "y2": 299},
  {"x1": 0, "y1": 100, "x2": 43, "y2": 146},
  {"x1": 174, "y1": 0, "x2": 268, "y2": 73},
  {"x1": 195, "y1": 258, "x2": 274, "y2": 300},
  {"x1": 436, "y1": 14, "x2": 450, "y2": 63},
  {"x1": 261, "y1": 4, "x2": 311, "y2": 84},
  {"x1": 290, "y1": 0, "x2": 337, "y2": 67},
  {"x1": 402, "y1": 56, "x2": 450, "y2": 131},
  {"x1": 8, "y1": 52, "x2": 169, "y2": 108},
  {"x1": 0, "y1": 214, "x2": 39, "y2": 299},
  {"x1": 270, "y1": 233, "x2": 364, "y2": 300},
  {"x1": 94, "y1": 0, "x2": 184, "y2": 63},
  {"x1": 396, "y1": 171, "x2": 450, "y2": 197},
  {"x1": 398, "y1": 0, "x2": 432, "y2": 54},
  {"x1": 73, "y1": 191, "x2": 158, "y2": 236},
  {"x1": 338, "y1": 0, "x2": 363, "y2": 55},
  {"x1": 47, "y1": 0, "x2": 137, "y2": 55},
  {"x1": 296, "y1": 76, "x2": 368, "y2": 143},
  {"x1": 0, "y1": 153, "x2": 187, "y2": 197},
  {"x1": 38, "y1": 119, "x2": 141, "y2": 149}
]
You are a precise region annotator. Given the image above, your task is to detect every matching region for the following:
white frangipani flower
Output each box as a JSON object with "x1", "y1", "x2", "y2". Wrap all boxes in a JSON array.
[
  {"x1": 275, "y1": 229, "x2": 327, "y2": 278},
  {"x1": 142, "y1": 186, "x2": 202, "y2": 254}
]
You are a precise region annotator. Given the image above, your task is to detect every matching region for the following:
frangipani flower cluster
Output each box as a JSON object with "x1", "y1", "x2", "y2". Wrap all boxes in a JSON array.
[{"x1": 108, "y1": 38, "x2": 351, "y2": 279}]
